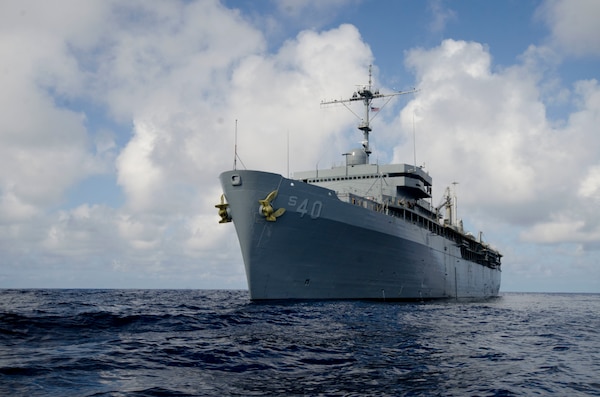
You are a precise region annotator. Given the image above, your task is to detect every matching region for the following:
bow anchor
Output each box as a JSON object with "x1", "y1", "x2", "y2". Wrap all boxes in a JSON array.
[
  {"x1": 259, "y1": 190, "x2": 286, "y2": 221},
  {"x1": 215, "y1": 194, "x2": 232, "y2": 223}
]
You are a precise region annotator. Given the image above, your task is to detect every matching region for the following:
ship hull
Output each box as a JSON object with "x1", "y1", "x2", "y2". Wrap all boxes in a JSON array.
[{"x1": 220, "y1": 170, "x2": 500, "y2": 300}]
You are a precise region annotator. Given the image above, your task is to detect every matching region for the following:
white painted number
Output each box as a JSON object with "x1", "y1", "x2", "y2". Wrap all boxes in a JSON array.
[
  {"x1": 297, "y1": 199, "x2": 309, "y2": 217},
  {"x1": 288, "y1": 196, "x2": 323, "y2": 219},
  {"x1": 310, "y1": 200, "x2": 322, "y2": 219}
]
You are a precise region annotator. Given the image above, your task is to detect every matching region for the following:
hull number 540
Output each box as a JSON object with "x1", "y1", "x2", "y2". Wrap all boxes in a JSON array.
[{"x1": 288, "y1": 196, "x2": 322, "y2": 219}]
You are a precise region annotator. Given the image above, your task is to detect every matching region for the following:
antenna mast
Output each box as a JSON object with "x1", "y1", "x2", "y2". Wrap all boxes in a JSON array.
[
  {"x1": 452, "y1": 181, "x2": 459, "y2": 226},
  {"x1": 233, "y1": 119, "x2": 238, "y2": 170},
  {"x1": 321, "y1": 65, "x2": 417, "y2": 164},
  {"x1": 412, "y1": 111, "x2": 417, "y2": 169},
  {"x1": 232, "y1": 119, "x2": 247, "y2": 170}
]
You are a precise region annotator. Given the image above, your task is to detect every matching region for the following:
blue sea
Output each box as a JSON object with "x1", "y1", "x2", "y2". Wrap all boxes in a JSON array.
[{"x1": 1, "y1": 290, "x2": 599, "y2": 396}]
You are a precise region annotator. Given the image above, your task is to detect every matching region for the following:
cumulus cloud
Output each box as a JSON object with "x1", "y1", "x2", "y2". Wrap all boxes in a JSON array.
[
  {"x1": 1, "y1": 0, "x2": 598, "y2": 290},
  {"x1": 0, "y1": 0, "x2": 375, "y2": 287},
  {"x1": 398, "y1": 40, "x2": 550, "y2": 208},
  {"x1": 229, "y1": 24, "x2": 373, "y2": 173},
  {"x1": 391, "y1": 39, "x2": 600, "y2": 255},
  {"x1": 538, "y1": 0, "x2": 600, "y2": 57},
  {"x1": 0, "y1": 3, "x2": 111, "y2": 222}
]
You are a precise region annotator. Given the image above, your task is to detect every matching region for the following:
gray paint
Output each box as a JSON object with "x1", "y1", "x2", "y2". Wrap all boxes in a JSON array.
[{"x1": 219, "y1": 168, "x2": 501, "y2": 300}]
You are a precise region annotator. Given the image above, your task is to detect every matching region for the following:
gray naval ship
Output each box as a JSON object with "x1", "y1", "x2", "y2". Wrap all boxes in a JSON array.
[{"x1": 217, "y1": 67, "x2": 501, "y2": 300}]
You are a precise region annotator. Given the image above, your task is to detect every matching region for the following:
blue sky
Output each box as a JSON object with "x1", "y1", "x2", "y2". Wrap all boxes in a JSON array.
[{"x1": 1, "y1": 0, "x2": 599, "y2": 292}]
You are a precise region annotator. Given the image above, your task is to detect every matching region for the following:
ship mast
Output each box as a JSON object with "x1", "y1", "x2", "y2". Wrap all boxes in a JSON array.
[{"x1": 321, "y1": 65, "x2": 416, "y2": 164}]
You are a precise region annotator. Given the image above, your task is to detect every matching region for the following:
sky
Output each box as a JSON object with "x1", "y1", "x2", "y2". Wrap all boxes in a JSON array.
[{"x1": 1, "y1": 0, "x2": 599, "y2": 292}]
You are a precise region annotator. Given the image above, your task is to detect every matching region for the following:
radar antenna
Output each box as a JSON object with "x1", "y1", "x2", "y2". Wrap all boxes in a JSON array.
[{"x1": 320, "y1": 65, "x2": 417, "y2": 164}]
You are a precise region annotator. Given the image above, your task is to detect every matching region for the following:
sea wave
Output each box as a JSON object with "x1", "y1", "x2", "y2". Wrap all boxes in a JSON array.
[{"x1": 1, "y1": 290, "x2": 599, "y2": 396}]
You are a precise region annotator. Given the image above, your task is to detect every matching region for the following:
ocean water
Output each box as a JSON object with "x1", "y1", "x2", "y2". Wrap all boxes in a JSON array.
[{"x1": 1, "y1": 290, "x2": 599, "y2": 397}]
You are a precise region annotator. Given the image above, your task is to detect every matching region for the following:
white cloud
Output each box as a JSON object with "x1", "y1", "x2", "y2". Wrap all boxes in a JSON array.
[
  {"x1": 0, "y1": 1, "x2": 375, "y2": 288},
  {"x1": 578, "y1": 165, "x2": 600, "y2": 202},
  {"x1": 520, "y1": 215, "x2": 600, "y2": 245},
  {"x1": 538, "y1": 0, "x2": 600, "y2": 57},
  {"x1": 398, "y1": 40, "x2": 549, "y2": 208},
  {"x1": 82, "y1": 1, "x2": 266, "y2": 120},
  {"x1": 42, "y1": 204, "x2": 122, "y2": 256},
  {"x1": 116, "y1": 121, "x2": 167, "y2": 213},
  {"x1": 274, "y1": 0, "x2": 356, "y2": 20},
  {"x1": 0, "y1": 1, "x2": 117, "y2": 223},
  {"x1": 1, "y1": 0, "x2": 598, "y2": 290},
  {"x1": 229, "y1": 24, "x2": 373, "y2": 173},
  {"x1": 0, "y1": 48, "x2": 92, "y2": 217},
  {"x1": 391, "y1": 39, "x2": 600, "y2": 256},
  {"x1": 427, "y1": 0, "x2": 457, "y2": 33}
]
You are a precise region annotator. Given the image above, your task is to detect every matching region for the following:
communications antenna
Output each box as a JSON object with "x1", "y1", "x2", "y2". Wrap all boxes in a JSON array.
[
  {"x1": 233, "y1": 119, "x2": 237, "y2": 170},
  {"x1": 233, "y1": 119, "x2": 246, "y2": 170},
  {"x1": 412, "y1": 111, "x2": 417, "y2": 170},
  {"x1": 452, "y1": 181, "x2": 459, "y2": 226},
  {"x1": 320, "y1": 65, "x2": 417, "y2": 164}
]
